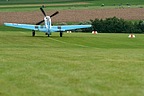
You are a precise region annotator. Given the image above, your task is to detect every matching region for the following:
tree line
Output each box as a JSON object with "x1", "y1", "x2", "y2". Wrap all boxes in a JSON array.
[
  {"x1": 80, "y1": 17, "x2": 144, "y2": 33},
  {"x1": 90, "y1": 17, "x2": 144, "y2": 33}
]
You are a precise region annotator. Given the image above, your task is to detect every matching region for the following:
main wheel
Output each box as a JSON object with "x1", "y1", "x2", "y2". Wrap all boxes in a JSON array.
[
  {"x1": 60, "y1": 32, "x2": 63, "y2": 37},
  {"x1": 32, "y1": 30, "x2": 35, "y2": 36},
  {"x1": 45, "y1": 33, "x2": 48, "y2": 35}
]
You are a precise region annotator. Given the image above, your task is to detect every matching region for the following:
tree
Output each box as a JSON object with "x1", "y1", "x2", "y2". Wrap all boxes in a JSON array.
[
  {"x1": 138, "y1": 20, "x2": 144, "y2": 32},
  {"x1": 91, "y1": 17, "x2": 144, "y2": 33}
]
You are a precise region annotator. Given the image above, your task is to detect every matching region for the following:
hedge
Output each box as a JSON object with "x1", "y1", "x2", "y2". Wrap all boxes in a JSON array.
[{"x1": 90, "y1": 17, "x2": 144, "y2": 33}]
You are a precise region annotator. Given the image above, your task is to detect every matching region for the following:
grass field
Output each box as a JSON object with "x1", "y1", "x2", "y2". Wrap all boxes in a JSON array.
[
  {"x1": 0, "y1": 0, "x2": 143, "y2": 5},
  {"x1": 0, "y1": 26, "x2": 144, "y2": 96},
  {"x1": 0, "y1": 0, "x2": 144, "y2": 95},
  {"x1": 0, "y1": 0, "x2": 144, "y2": 12}
]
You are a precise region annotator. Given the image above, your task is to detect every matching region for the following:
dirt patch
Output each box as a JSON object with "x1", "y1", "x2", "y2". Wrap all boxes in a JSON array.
[{"x1": 0, "y1": 8, "x2": 144, "y2": 25}]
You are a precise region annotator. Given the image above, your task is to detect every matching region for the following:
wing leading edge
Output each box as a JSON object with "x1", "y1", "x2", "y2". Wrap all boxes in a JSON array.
[
  {"x1": 4, "y1": 23, "x2": 40, "y2": 31},
  {"x1": 4, "y1": 23, "x2": 92, "y2": 32},
  {"x1": 51, "y1": 25, "x2": 92, "y2": 32}
]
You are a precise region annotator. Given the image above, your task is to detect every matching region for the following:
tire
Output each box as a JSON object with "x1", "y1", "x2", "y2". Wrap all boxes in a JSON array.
[
  {"x1": 32, "y1": 30, "x2": 35, "y2": 36},
  {"x1": 60, "y1": 32, "x2": 63, "y2": 37}
]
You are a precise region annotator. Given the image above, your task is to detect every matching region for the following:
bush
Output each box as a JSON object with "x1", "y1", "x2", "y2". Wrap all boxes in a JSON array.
[
  {"x1": 91, "y1": 17, "x2": 144, "y2": 33},
  {"x1": 137, "y1": 20, "x2": 144, "y2": 32}
]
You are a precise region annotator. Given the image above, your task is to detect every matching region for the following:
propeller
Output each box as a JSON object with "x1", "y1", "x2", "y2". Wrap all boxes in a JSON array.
[
  {"x1": 36, "y1": 7, "x2": 59, "y2": 25},
  {"x1": 40, "y1": 7, "x2": 46, "y2": 17},
  {"x1": 36, "y1": 20, "x2": 44, "y2": 25},
  {"x1": 50, "y1": 11, "x2": 59, "y2": 18}
]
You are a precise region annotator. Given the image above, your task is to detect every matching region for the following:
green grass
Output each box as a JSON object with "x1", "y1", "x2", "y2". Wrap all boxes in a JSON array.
[
  {"x1": 0, "y1": 0, "x2": 144, "y2": 12},
  {"x1": 0, "y1": 0, "x2": 92, "y2": 4},
  {"x1": 1, "y1": 0, "x2": 144, "y2": 95},
  {"x1": 0, "y1": 0, "x2": 143, "y2": 5},
  {"x1": 90, "y1": 0, "x2": 144, "y2": 6},
  {"x1": 0, "y1": 26, "x2": 144, "y2": 96}
]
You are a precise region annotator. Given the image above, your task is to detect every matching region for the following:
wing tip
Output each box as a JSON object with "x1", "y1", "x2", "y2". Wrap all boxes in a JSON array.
[{"x1": 4, "y1": 23, "x2": 10, "y2": 26}]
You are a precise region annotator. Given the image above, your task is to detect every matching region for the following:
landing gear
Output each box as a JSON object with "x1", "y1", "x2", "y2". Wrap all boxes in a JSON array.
[
  {"x1": 32, "y1": 30, "x2": 35, "y2": 36},
  {"x1": 45, "y1": 33, "x2": 48, "y2": 35},
  {"x1": 46, "y1": 32, "x2": 51, "y2": 37},
  {"x1": 60, "y1": 32, "x2": 63, "y2": 37}
]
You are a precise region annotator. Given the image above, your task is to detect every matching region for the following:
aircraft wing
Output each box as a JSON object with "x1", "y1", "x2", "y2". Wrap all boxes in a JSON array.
[
  {"x1": 4, "y1": 23, "x2": 40, "y2": 31},
  {"x1": 4, "y1": 23, "x2": 91, "y2": 32},
  {"x1": 51, "y1": 25, "x2": 92, "y2": 32}
]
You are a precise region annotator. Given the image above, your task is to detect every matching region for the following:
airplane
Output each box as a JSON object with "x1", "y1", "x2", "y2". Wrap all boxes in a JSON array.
[{"x1": 4, "y1": 7, "x2": 92, "y2": 37}]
